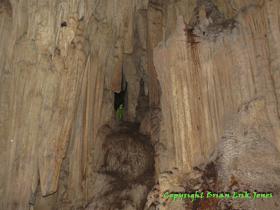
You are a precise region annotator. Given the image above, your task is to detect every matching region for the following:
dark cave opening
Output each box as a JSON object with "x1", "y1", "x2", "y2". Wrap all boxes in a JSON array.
[
  {"x1": 114, "y1": 87, "x2": 126, "y2": 110},
  {"x1": 61, "y1": 21, "x2": 67, "y2": 27},
  {"x1": 114, "y1": 81, "x2": 127, "y2": 119}
]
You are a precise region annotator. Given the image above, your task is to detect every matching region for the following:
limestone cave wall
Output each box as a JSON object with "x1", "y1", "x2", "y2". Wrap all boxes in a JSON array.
[{"x1": 1, "y1": 0, "x2": 280, "y2": 209}]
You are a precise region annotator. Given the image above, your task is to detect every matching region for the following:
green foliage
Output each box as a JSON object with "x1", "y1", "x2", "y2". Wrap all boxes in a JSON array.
[{"x1": 116, "y1": 103, "x2": 124, "y2": 118}]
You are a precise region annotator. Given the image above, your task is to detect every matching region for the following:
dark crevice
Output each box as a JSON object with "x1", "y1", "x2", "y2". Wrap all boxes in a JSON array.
[
  {"x1": 114, "y1": 80, "x2": 127, "y2": 111},
  {"x1": 61, "y1": 21, "x2": 67, "y2": 27}
]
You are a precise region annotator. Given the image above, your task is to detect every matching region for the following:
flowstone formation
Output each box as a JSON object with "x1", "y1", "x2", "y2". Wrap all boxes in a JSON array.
[
  {"x1": 145, "y1": 98, "x2": 280, "y2": 209},
  {"x1": 1, "y1": 0, "x2": 280, "y2": 209}
]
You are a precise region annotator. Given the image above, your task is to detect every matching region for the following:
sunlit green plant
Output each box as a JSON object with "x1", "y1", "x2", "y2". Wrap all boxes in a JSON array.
[{"x1": 116, "y1": 103, "x2": 124, "y2": 118}]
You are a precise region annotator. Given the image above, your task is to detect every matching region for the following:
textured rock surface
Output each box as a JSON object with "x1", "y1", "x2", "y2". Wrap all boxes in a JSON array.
[
  {"x1": 100, "y1": 123, "x2": 154, "y2": 182},
  {"x1": 83, "y1": 122, "x2": 155, "y2": 210},
  {"x1": 145, "y1": 98, "x2": 280, "y2": 209},
  {"x1": 0, "y1": 0, "x2": 152, "y2": 209},
  {"x1": 1, "y1": 0, "x2": 280, "y2": 209},
  {"x1": 154, "y1": 0, "x2": 280, "y2": 175}
]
